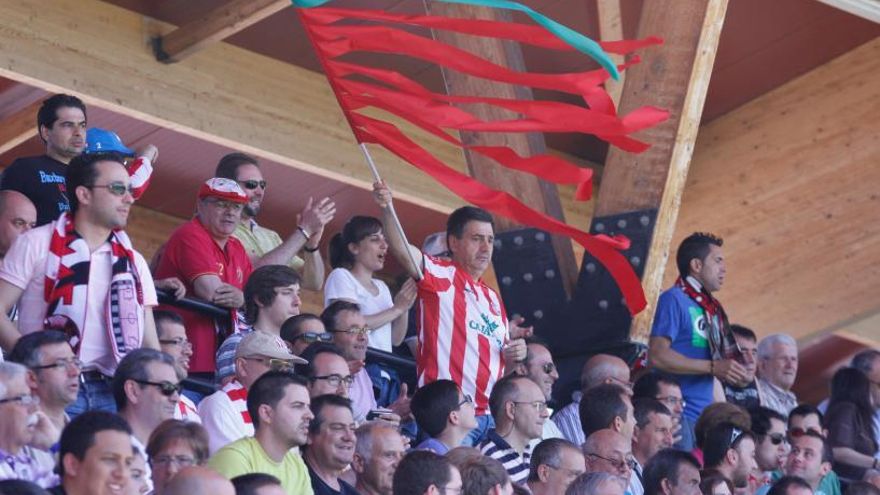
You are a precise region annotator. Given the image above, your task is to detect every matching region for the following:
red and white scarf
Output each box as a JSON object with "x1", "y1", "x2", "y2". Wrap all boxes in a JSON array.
[
  {"x1": 675, "y1": 276, "x2": 741, "y2": 362},
  {"x1": 44, "y1": 212, "x2": 144, "y2": 364}
]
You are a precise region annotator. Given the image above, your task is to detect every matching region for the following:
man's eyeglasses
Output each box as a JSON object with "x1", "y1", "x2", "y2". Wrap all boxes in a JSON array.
[
  {"x1": 330, "y1": 326, "x2": 372, "y2": 336},
  {"x1": 546, "y1": 465, "x2": 585, "y2": 478},
  {"x1": 513, "y1": 400, "x2": 548, "y2": 413},
  {"x1": 245, "y1": 357, "x2": 296, "y2": 371},
  {"x1": 457, "y1": 394, "x2": 474, "y2": 408},
  {"x1": 540, "y1": 362, "x2": 556, "y2": 374},
  {"x1": 291, "y1": 332, "x2": 333, "y2": 344},
  {"x1": 0, "y1": 394, "x2": 40, "y2": 407},
  {"x1": 31, "y1": 357, "x2": 83, "y2": 371},
  {"x1": 151, "y1": 455, "x2": 198, "y2": 468},
  {"x1": 132, "y1": 379, "x2": 182, "y2": 397},
  {"x1": 766, "y1": 433, "x2": 787, "y2": 446},
  {"x1": 203, "y1": 198, "x2": 244, "y2": 212},
  {"x1": 655, "y1": 395, "x2": 686, "y2": 409},
  {"x1": 586, "y1": 453, "x2": 636, "y2": 472},
  {"x1": 239, "y1": 180, "x2": 267, "y2": 190},
  {"x1": 159, "y1": 337, "x2": 192, "y2": 348},
  {"x1": 89, "y1": 182, "x2": 135, "y2": 197},
  {"x1": 312, "y1": 374, "x2": 354, "y2": 388}
]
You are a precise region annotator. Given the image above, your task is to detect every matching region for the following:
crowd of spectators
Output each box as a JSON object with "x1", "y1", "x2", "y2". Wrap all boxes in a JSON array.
[{"x1": 0, "y1": 93, "x2": 876, "y2": 495}]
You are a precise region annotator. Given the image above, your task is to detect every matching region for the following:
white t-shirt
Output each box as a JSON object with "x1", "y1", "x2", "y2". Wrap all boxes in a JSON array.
[{"x1": 323, "y1": 267, "x2": 394, "y2": 352}]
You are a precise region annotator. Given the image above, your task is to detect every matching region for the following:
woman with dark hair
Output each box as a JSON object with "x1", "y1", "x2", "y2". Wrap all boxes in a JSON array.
[{"x1": 824, "y1": 367, "x2": 879, "y2": 487}]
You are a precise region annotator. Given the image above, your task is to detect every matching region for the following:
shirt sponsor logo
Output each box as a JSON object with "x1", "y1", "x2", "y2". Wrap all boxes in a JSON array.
[
  {"x1": 688, "y1": 306, "x2": 709, "y2": 349},
  {"x1": 39, "y1": 171, "x2": 65, "y2": 184},
  {"x1": 469, "y1": 313, "x2": 504, "y2": 349}
]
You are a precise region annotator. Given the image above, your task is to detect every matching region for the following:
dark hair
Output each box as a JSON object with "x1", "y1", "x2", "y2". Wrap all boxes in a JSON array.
[
  {"x1": 37, "y1": 94, "x2": 86, "y2": 139},
  {"x1": 845, "y1": 481, "x2": 880, "y2": 495},
  {"x1": 280, "y1": 313, "x2": 323, "y2": 344},
  {"x1": 153, "y1": 310, "x2": 185, "y2": 338},
  {"x1": 59, "y1": 411, "x2": 132, "y2": 476},
  {"x1": 827, "y1": 367, "x2": 877, "y2": 443},
  {"x1": 308, "y1": 394, "x2": 353, "y2": 435},
  {"x1": 749, "y1": 406, "x2": 787, "y2": 440},
  {"x1": 523, "y1": 335, "x2": 553, "y2": 367},
  {"x1": 393, "y1": 450, "x2": 454, "y2": 495},
  {"x1": 789, "y1": 429, "x2": 832, "y2": 464},
  {"x1": 488, "y1": 374, "x2": 528, "y2": 423},
  {"x1": 321, "y1": 300, "x2": 360, "y2": 332},
  {"x1": 7, "y1": 330, "x2": 70, "y2": 368},
  {"x1": 112, "y1": 348, "x2": 176, "y2": 411},
  {"x1": 0, "y1": 479, "x2": 51, "y2": 495},
  {"x1": 458, "y1": 455, "x2": 509, "y2": 495},
  {"x1": 699, "y1": 473, "x2": 734, "y2": 495},
  {"x1": 528, "y1": 438, "x2": 579, "y2": 483},
  {"x1": 411, "y1": 379, "x2": 462, "y2": 437},
  {"x1": 231, "y1": 473, "x2": 282, "y2": 495},
  {"x1": 579, "y1": 383, "x2": 628, "y2": 437},
  {"x1": 788, "y1": 403, "x2": 823, "y2": 428},
  {"x1": 328, "y1": 216, "x2": 384, "y2": 269},
  {"x1": 634, "y1": 398, "x2": 671, "y2": 428},
  {"x1": 633, "y1": 372, "x2": 680, "y2": 400},
  {"x1": 246, "y1": 371, "x2": 308, "y2": 429},
  {"x1": 642, "y1": 448, "x2": 701, "y2": 495},
  {"x1": 294, "y1": 342, "x2": 345, "y2": 378},
  {"x1": 215, "y1": 152, "x2": 258, "y2": 180},
  {"x1": 767, "y1": 476, "x2": 812, "y2": 495},
  {"x1": 676, "y1": 232, "x2": 723, "y2": 278},
  {"x1": 145, "y1": 419, "x2": 209, "y2": 464},
  {"x1": 694, "y1": 403, "x2": 751, "y2": 448},
  {"x1": 730, "y1": 324, "x2": 757, "y2": 342},
  {"x1": 446, "y1": 206, "x2": 494, "y2": 239},
  {"x1": 243, "y1": 265, "x2": 300, "y2": 325},
  {"x1": 851, "y1": 350, "x2": 880, "y2": 375},
  {"x1": 702, "y1": 422, "x2": 755, "y2": 469},
  {"x1": 66, "y1": 151, "x2": 126, "y2": 214}
]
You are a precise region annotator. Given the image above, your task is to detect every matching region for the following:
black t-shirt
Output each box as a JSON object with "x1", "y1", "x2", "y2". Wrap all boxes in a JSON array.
[
  {"x1": 723, "y1": 379, "x2": 761, "y2": 410},
  {"x1": 1, "y1": 154, "x2": 69, "y2": 226},
  {"x1": 307, "y1": 462, "x2": 361, "y2": 495}
]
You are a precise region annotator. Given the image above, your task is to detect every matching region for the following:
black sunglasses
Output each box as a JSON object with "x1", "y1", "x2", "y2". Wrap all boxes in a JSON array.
[
  {"x1": 133, "y1": 379, "x2": 182, "y2": 397},
  {"x1": 291, "y1": 332, "x2": 333, "y2": 343},
  {"x1": 766, "y1": 433, "x2": 787, "y2": 445},
  {"x1": 239, "y1": 180, "x2": 267, "y2": 190}
]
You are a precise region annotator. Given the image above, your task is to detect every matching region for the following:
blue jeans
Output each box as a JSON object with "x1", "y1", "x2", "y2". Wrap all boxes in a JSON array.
[
  {"x1": 66, "y1": 378, "x2": 116, "y2": 419},
  {"x1": 463, "y1": 414, "x2": 495, "y2": 447}
]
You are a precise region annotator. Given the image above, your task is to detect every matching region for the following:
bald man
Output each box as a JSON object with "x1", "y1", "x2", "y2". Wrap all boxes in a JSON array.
[
  {"x1": 164, "y1": 466, "x2": 236, "y2": 495},
  {"x1": 583, "y1": 429, "x2": 635, "y2": 482},
  {"x1": 0, "y1": 190, "x2": 36, "y2": 261},
  {"x1": 553, "y1": 354, "x2": 632, "y2": 446}
]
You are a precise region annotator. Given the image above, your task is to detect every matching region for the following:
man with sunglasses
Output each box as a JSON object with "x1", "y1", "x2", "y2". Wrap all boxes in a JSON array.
[
  {"x1": 514, "y1": 337, "x2": 565, "y2": 446},
  {"x1": 215, "y1": 152, "x2": 335, "y2": 291},
  {"x1": 154, "y1": 310, "x2": 201, "y2": 423},
  {"x1": 701, "y1": 423, "x2": 758, "y2": 491},
  {"x1": 411, "y1": 379, "x2": 478, "y2": 454},
  {"x1": 749, "y1": 407, "x2": 789, "y2": 484},
  {"x1": 281, "y1": 313, "x2": 329, "y2": 356},
  {"x1": 199, "y1": 331, "x2": 306, "y2": 454}
]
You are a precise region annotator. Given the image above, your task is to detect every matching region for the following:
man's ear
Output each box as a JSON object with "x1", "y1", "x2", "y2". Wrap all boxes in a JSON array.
[
  {"x1": 661, "y1": 478, "x2": 673, "y2": 495},
  {"x1": 352, "y1": 452, "x2": 366, "y2": 474},
  {"x1": 123, "y1": 379, "x2": 140, "y2": 405},
  {"x1": 612, "y1": 415, "x2": 624, "y2": 433},
  {"x1": 257, "y1": 403, "x2": 274, "y2": 426},
  {"x1": 505, "y1": 401, "x2": 516, "y2": 421},
  {"x1": 632, "y1": 424, "x2": 642, "y2": 446},
  {"x1": 512, "y1": 363, "x2": 528, "y2": 377},
  {"x1": 448, "y1": 410, "x2": 460, "y2": 427},
  {"x1": 689, "y1": 258, "x2": 703, "y2": 276},
  {"x1": 25, "y1": 370, "x2": 39, "y2": 390},
  {"x1": 62, "y1": 453, "x2": 80, "y2": 478},
  {"x1": 725, "y1": 447, "x2": 738, "y2": 467},
  {"x1": 819, "y1": 461, "x2": 831, "y2": 477},
  {"x1": 537, "y1": 464, "x2": 552, "y2": 483}
]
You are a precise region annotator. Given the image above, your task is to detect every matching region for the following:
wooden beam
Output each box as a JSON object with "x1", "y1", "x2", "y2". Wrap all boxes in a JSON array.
[
  {"x1": 153, "y1": 0, "x2": 289, "y2": 63},
  {"x1": 593, "y1": 0, "x2": 729, "y2": 342},
  {"x1": 596, "y1": 0, "x2": 626, "y2": 106},
  {"x1": 425, "y1": 3, "x2": 579, "y2": 297},
  {"x1": 814, "y1": 0, "x2": 880, "y2": 23},
  {"x1": 0, "y1": 101, "x2": 41, "y2": 155}
]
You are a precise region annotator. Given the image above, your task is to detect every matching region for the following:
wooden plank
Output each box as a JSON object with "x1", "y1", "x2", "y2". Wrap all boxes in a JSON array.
[
  {"x1": 596, "y1": 0, "x2": 626, "y2": 106},
  {"x1": 0, "y1": 101, "x2": 41, "y2": 155},
  {"x1": 426, "y1": 3, "x2": 579, "y2": 296},
  {"x1": 814, "y1": 0, "x2": 880, "y2": 23},
  {"x1": 154, "y1": 0, "x2": 289, "y2": 63},
  {"x1": 593, "y1": 0, "x2": 729, "y2": 342}
]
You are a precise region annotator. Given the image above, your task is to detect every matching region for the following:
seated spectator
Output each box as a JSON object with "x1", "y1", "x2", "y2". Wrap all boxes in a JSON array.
[
  {"x1": 392, "y1": 450, "x2": 462, "y2": 495},
  {"x1": 0, "y1": 152, "x2": 161, "y2": 414},
  {"x1": 565, "y1": 472, "x2": 627, "y2": 495},
  {"x1": 631, "y1": 399, "x2": 676, "y2": 495},
  {"x1": 749, "y1": 407, "x2": 789, "y2": 481},
  {"x1": 527, "y1": 438, "x2": 585, "y2": 495},
  {"x1": 208, "y1": 372, "x2": 313, "y2": 495},
  {"x1": 721, "y1": 325, "x2": 761, "y2": 411},
  {"x1": 281, "y1": 314, "x2": 329, "y2": 356},
  {"x1": 214, "y1": 152, "x2": 333, "y2": 290},
  {"x1": 154, "y1": 311, "x2": 200, "y2": 422},
  {"x1": 0, "y1": 191, "x2": 36, "y2": 264},
  {"x1": 649, "y1": 233, "x2": 748, "y2": 425},
  {"x1": 0, "y1": 362, "x2": 56, "y2": 487},
  {"x1": 583, "y1": 429, "x2": 634, "y2": 482},
  {"x1": 352, "y1": 422, "x2": 406, "y2": 495},
  {"x1": 216, "y1": 265, "x2": 303, "y2": 385},
  {"x1": 512, "y1": 337, "x2": 564, "y2": 444},
  {"x1": 199, "y1": 332, "x2": 302, "y2": 454},
  {"x1": 231, "y1": 473, "x2": 285, "y2": 495},
  {"x1": 700, "y1": 423, "x2": 757, "y2": 492},
  {"x1": 780, "y1": 429, "x2": 837, "y2": 495},
  {"x1": 481, "y1": 375, "x2": 549, "y2": 484},
  {"x1": 303, "y1": 395, "x2": 359, "y2": 495},
  {"x1": 788, "y1": 404, "x2": 826, "y2": 437},
  {"x1": 410, "y1": 379, "x2": 477, "y2": 454},
  {"x1": 0, "y1": 479, "x2": 50, "y2": 495},
  {"x1": 457, "y1": 455, "x2": 513, "y2": 495},
  {"x1": 700, "y1": 473, "x2": 733, "y2": 495},
  {"x1": 8, "y1": 331, "x2": 80, "y2": 436},
  {"x1": 767, "y1": 476, "x2": 812, "y2": 495},
  {"x1": 756, "y1": 334, "x2": 800, "y2": 417},
  {"x1": 824, "y1": 367, "x2": 878, "y2": 487},
  {"x1": 162, "y1": 466, "x2": 235, "y2": 495},
  {"x1": 580, "y1": 383, "x2": 636, "y2": 442},
  {"x1": 692, "y1": 403, "x2": 751, "y2": 465},
  {"x1": 54, "y1": 411, "x2": 134, "y2": 495},
  {"x1": 642, "y1": 448, "x2": 702, "y2": 495},
  {"x1": 155, "y1": 178, "x2": 253, "y2": 377},
  {"x1": 554, "y1": 354, "x2": 632, "y2": 446},
  {"x1": 295, "y1": 343, "x2": 352, "y2": 398},
  {"x1": 848, "y1": 350, "x2": 880, "y2": 449},
  {"x1": 146, "y1": 420, "x2": 210, "y2": 495},
  {"x1": 634, "y1": 373, "x2": 695, "y2": 451},
  {"x1": 325, "y1": 215, "x2": 417, "y2": 407},
  {"x1": 131, "y1": 450, "x2": 150, "y2": 494}
]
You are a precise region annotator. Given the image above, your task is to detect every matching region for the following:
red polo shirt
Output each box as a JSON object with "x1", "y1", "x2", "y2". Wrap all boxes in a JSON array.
[{"x1": 155, "y1": 217, "x2": 252, "y2": 373}]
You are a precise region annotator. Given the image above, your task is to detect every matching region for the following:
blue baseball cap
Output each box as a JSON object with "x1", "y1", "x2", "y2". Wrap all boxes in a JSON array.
[{"x1": 84, "y1": 128, "x2": 135, "y2": 157}]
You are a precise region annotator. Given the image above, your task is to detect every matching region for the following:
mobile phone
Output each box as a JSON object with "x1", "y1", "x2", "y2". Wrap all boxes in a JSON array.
[{"x1": 366, "y1": 408, "x2": 392, "y2": 421}]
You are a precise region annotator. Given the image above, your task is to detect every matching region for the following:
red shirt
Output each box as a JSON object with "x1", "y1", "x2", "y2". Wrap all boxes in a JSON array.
[{"x1": 155, "y1": 217, "x2": 252, "y2": 373}]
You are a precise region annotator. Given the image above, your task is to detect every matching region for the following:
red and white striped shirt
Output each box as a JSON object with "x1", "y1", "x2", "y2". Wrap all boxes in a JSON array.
[
  {"x1": 197, "y1": 379, "x2": 253, "y2": 454},
  {"x1": 416, "y1": 255, "x2": 509, "y2": 415},
  {"x1": 173, "y1": 394, "x2": 202, "y2": 424}
]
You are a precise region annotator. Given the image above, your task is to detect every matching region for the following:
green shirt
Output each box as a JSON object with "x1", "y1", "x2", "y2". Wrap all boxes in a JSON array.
[
  {"x1": 208, "y1": 437, "x2": 313, "y2": 495},
  {"x1": 233, "y1": 220, "x2": 305, "y2": 270}
]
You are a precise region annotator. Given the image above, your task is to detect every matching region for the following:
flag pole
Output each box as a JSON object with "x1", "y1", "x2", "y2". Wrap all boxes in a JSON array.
[{"x1": 359, "y1": 143, "x2": 423, "y2": 281}]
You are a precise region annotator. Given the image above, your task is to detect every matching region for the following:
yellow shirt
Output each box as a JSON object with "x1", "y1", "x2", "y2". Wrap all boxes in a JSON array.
[
  {"x1": 208, "y1": 437, "x2": 313, "y2": 495},
  {"x1": 233, "y1": 220, "x2": 305, "y2": 270}
]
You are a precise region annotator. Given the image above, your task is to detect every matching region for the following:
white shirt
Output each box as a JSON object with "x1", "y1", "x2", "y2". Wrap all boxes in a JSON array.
[
  {"x1": 323, "y1": 268, "x2": 394, "y2": 351},
  {"x1": 198, "y1": 380, "x2": 253, "y2": 454},
  {"x1": 132, "y1": 435, "x2": 153, "y2": 493},
  {"x1": 173, "y1": 394, "x2": 202, "y2": 424}
]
